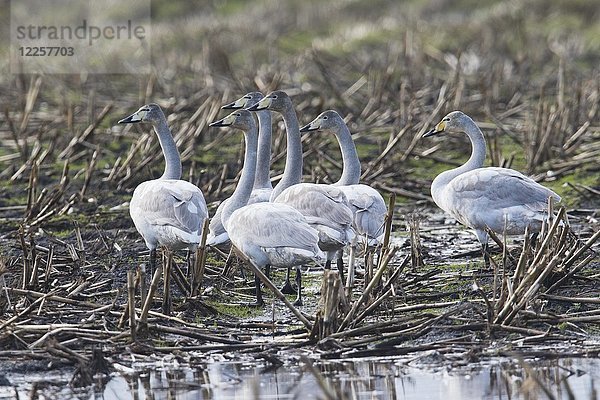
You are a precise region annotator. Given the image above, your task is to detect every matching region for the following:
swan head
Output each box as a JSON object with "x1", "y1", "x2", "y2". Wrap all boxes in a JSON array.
[
  {"x1": 423, "y1": 110, "x2": 472, "y2": 137},
  {"x1": 210, "y1": 109, "x2": 257, "y2": 133},
  {"x1": 246, "y1": 90, "x2": 291, "y2": 112},
  {"x1": 222, "y1": 91, "x2": 264, "y2": 110},
  {"x1": 300, "y1": 110, "x2": 344, "y2": 132},
  {"x1": 118, "y1": 103, "x2": 164, "y2": 124}
]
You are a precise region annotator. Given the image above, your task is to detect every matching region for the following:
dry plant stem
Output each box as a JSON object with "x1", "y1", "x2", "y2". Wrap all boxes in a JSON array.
[
  {"x1": 562, "y1": 229, "x2": 600, "y2": 270},
  {"x1": 170, "y1": 262, "x2": 190, "y2": 296},
  {"x1": 352, "y1": 287, "x2": 393, "y2": 327},
  {"x1": 407, "y1": 213, "x2": 423, "y2": 269},
  {"x1": 7, "y1": 288, "x2": 104, "y2": 309},
  {"x1": 494, "y1": 208, "x2": 567, "y2": 325},
  {"x1": 163, "y1": 252, "x2": 173, "y2": 315},
  {"x1": 148, "y1": 324, "x2": 243, "y2": 345},
  {"x1": 19, "y1": 229, "x2": 31, "y2": 290},
  {"x1": 58, "y1": 103, "x2": 113, "y2": 159},
  {"x1": 301, "y1": 355, "x2": 338, "y2": 400},
  {"x1": 0, "y1": 294, "x2": 48, "y2": 331},
  {"x1": 338, "y1": 249, "x2": 401, "y2": 332},
  {"x1": 315, "y1": 270, "x2": 346, "y2": 339},
  {"x1": 80, "y1": 148, "x2": 99, "y2": 198},
  {"x1": 137, "y1": 264, "x2": 147, "y2": 307},
  {"x1": 26, "y1": 161, "x2": 38, "y2": 214},
  {"x1": 518, "y1": 358, "x2": 558, "y2": 400},
  {"x1": 345, "y1": 246, "x2": 356, "y2": 298},
  {"x1": 545, "y1": 253, "x2": 596, "y2": 294},
  {"x1": 512, "y1": 226, "x2": 531, "y2": 290},
  {"x1": 192, "y1": 218, "x2": 210, "y2": 296},
  {"x1": 127, "y1": 270, "x2": 137, "y2": 342},
  {"x1": 380, "y1": 193, "x2": 396, "y2": 267},
  {"x1": 361, "y1": 127, "x2": 409, "y2": 179},
  {"x1": 244, "y1": 260, "x2": 312, "y2": 332},
  {"x1": 140, "y1": 265, "x2": 163, "y2": 326}
]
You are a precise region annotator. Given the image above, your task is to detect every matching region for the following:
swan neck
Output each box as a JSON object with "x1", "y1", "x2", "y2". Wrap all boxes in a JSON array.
[
  {"x1": 155, "y1": 117, "x2": 182, "y2": 180},
  {"x1": 431, "y1": 117, "x2": 486, "y2": 202},
  {"x1": 463, "y1": 118, "x2": 486, "y2": 171},
  {"x1": 254, "y1": 110, "x2": 273, "y2": 190},
  {"x1": 333, "y1": 123, "x2": 361, "y2": 185},
  {"x1": 270, "y1": 103, "x2": 303, "y2": 200},
  {"x1": 222, "y1": 127, "x2": 258, "y2": 227}
]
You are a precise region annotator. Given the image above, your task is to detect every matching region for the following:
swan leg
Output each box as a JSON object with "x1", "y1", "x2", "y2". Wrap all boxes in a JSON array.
[
  {"x1": 325, "y1": 260, "x2": 332, "y2": 270},
  {"x1": 481, "y1": 242, "x2": 490, "y2": 268},
  {"x1": 249, "y1": 272, "x2": 265, "y2": 307},
  {"x1": 265, "y1": 264, "x2": 271, "y2": 280},
  {"x1": 530, "y1": 232, "x2": 539, "y2": 250},
  {"x1": 475, "y1": 230, "x2": 491, "y2": 268},
  {"x1": 280, "y1": 266, "x2": 297, "y2": 294},
  {"x1": 293, "y1": 266, "x2": 303, "y2": 306},
  {"x1": 149, "y1": 249, "x2": 157, "y2": 278},
  {"x1": 337, "y1": 252, "x2": 345, "y2": 283}
]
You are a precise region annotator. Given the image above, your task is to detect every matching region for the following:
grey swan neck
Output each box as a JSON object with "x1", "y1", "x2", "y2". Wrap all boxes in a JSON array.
[
  {"x1": 431, "y1": 117, "x2": 487, "y2": 199},
  {"x1": 221, "y1": 125, "x2": 259, "y2": 227},
  {"x1": 254, "y1": 109, "x2": 273, "y2": 190},
  {"x1": 270, "y1": 103, "x2": 303, "y2": 200},
  {"x1": 332, "y1": 122, "x2": 361, "y2": 186},
  {"x1": 154, "y1": 116, "x2": 182, "y2": 180}
]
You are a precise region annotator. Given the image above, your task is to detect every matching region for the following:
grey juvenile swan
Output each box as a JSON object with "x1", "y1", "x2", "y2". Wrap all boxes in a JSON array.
[
  {"x1": 119, "y1": 104, "x2": 208, "y2": 272},
  {"x1": 207, "y1": 92, "x2": 273, "y2": 246},
  {"x1": 210, "y1": 109, "x2": 324, "y2": 306},
  {"x1": 423, "y1": 110, "x2": 561, "y2": 262},
  {"x1": 248, "y1": 91, "x2": 354, "y2": 295},
  {"x1": 300, "y1": 110, "x2": 387, "y2": 290}
]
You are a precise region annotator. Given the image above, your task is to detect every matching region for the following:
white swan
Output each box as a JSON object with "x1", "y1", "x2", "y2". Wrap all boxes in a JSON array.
[
  {"x1": 210, "y1": 109, "x2": 325, "y2": 306},
  {"x1": 207, "y1": 92, "x2": 273, "y2": 246},
  {"x1": 119, "y1": 104, "x2": 208, "y2": 272},
  {"x1": 300, "y1": 110, "x2": 387, "y2": 289},
  {"x1": 423, "y1": 110, "x2": 561, "y2": 261},
  {"x1": 247, "y1": 91, "x2": 354, "y2": 291}
]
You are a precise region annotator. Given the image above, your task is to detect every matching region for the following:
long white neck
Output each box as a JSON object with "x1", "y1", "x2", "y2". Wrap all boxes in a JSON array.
[
  {"x1": 332, "y1": 121, "x2": 361, "y2": 186},
  {"x1": 154, "y1": 116, "x2": 182, "y2": 180},
  {"x1": 221, "y1": 125, "x2": 258, "y2": 228},
  {"x1": 270, "y1": 103, "x2": 303, "y2": 201},
  {"x1": 254, "y1": 109, "x2": 273, "y2": 190},
  {"x1": 431, "y1": 116, "x2": 486, "y2": 205}
]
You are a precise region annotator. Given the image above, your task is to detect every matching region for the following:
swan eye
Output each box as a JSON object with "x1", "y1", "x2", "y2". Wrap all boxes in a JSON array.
[
  {"x1": 443, "y1": 117, "x2": 450, "y2": 122},
  {"x1": 271, "y1": 95, "x2": 278, "y2": 99},
  {"x1": 323, "y1": 116, "x2": 328, "y2": 120}
]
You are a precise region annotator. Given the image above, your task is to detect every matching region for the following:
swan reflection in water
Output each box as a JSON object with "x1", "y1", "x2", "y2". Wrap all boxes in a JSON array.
[{"x1": 96, "y1": 357, "x2": 598, "y2": 400}]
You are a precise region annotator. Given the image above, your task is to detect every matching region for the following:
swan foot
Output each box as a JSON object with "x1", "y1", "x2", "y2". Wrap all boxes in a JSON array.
[{"x1": 280, "y1": 280, "x2": 297, "y2": 294}]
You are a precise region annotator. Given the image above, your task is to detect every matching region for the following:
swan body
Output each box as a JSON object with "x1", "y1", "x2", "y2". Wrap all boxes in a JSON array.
[
  {"x1": 300, "y1": 110, "x2": 386, "y2": 246},
  {"x1": 423, "y1": 110, "x2": 561, "y2": 255},
  {"x1": 249, "y1": 92, "x2": 355, "y2": 271},
  {"x1": 210, "y1": 109, "x2": 324, "y2": 306},
  {"x1": 206, "y1": 92, "x2": 273, "y2": 246},
  {"x1": 119, "y1": 104, "x2": 208, "y2": 270},
  {"x1": 207, "y1": 92, "x2": 273, "y2": 246}
]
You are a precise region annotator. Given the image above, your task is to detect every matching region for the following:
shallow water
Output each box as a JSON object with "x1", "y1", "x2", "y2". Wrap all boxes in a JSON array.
[{"x1": 3, "y1": 357, "x2": 598, "y2": 399}]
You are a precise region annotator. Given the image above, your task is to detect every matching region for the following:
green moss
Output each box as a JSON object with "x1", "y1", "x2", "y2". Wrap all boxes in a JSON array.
[
  {"x1": 214, "y1": 0, "x2": 249, "y2": 16},
  {"x1": 278, "y1": 31, "x2": 321, "y2": 55},
  {"x1": 542, "y1": 168, "x2": 599, "y2": 208}
]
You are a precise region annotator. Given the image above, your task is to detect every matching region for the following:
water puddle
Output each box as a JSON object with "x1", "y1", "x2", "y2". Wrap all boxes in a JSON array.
[{"x1": 3, "y1": 357, "x2": 598, "y2": 399}]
